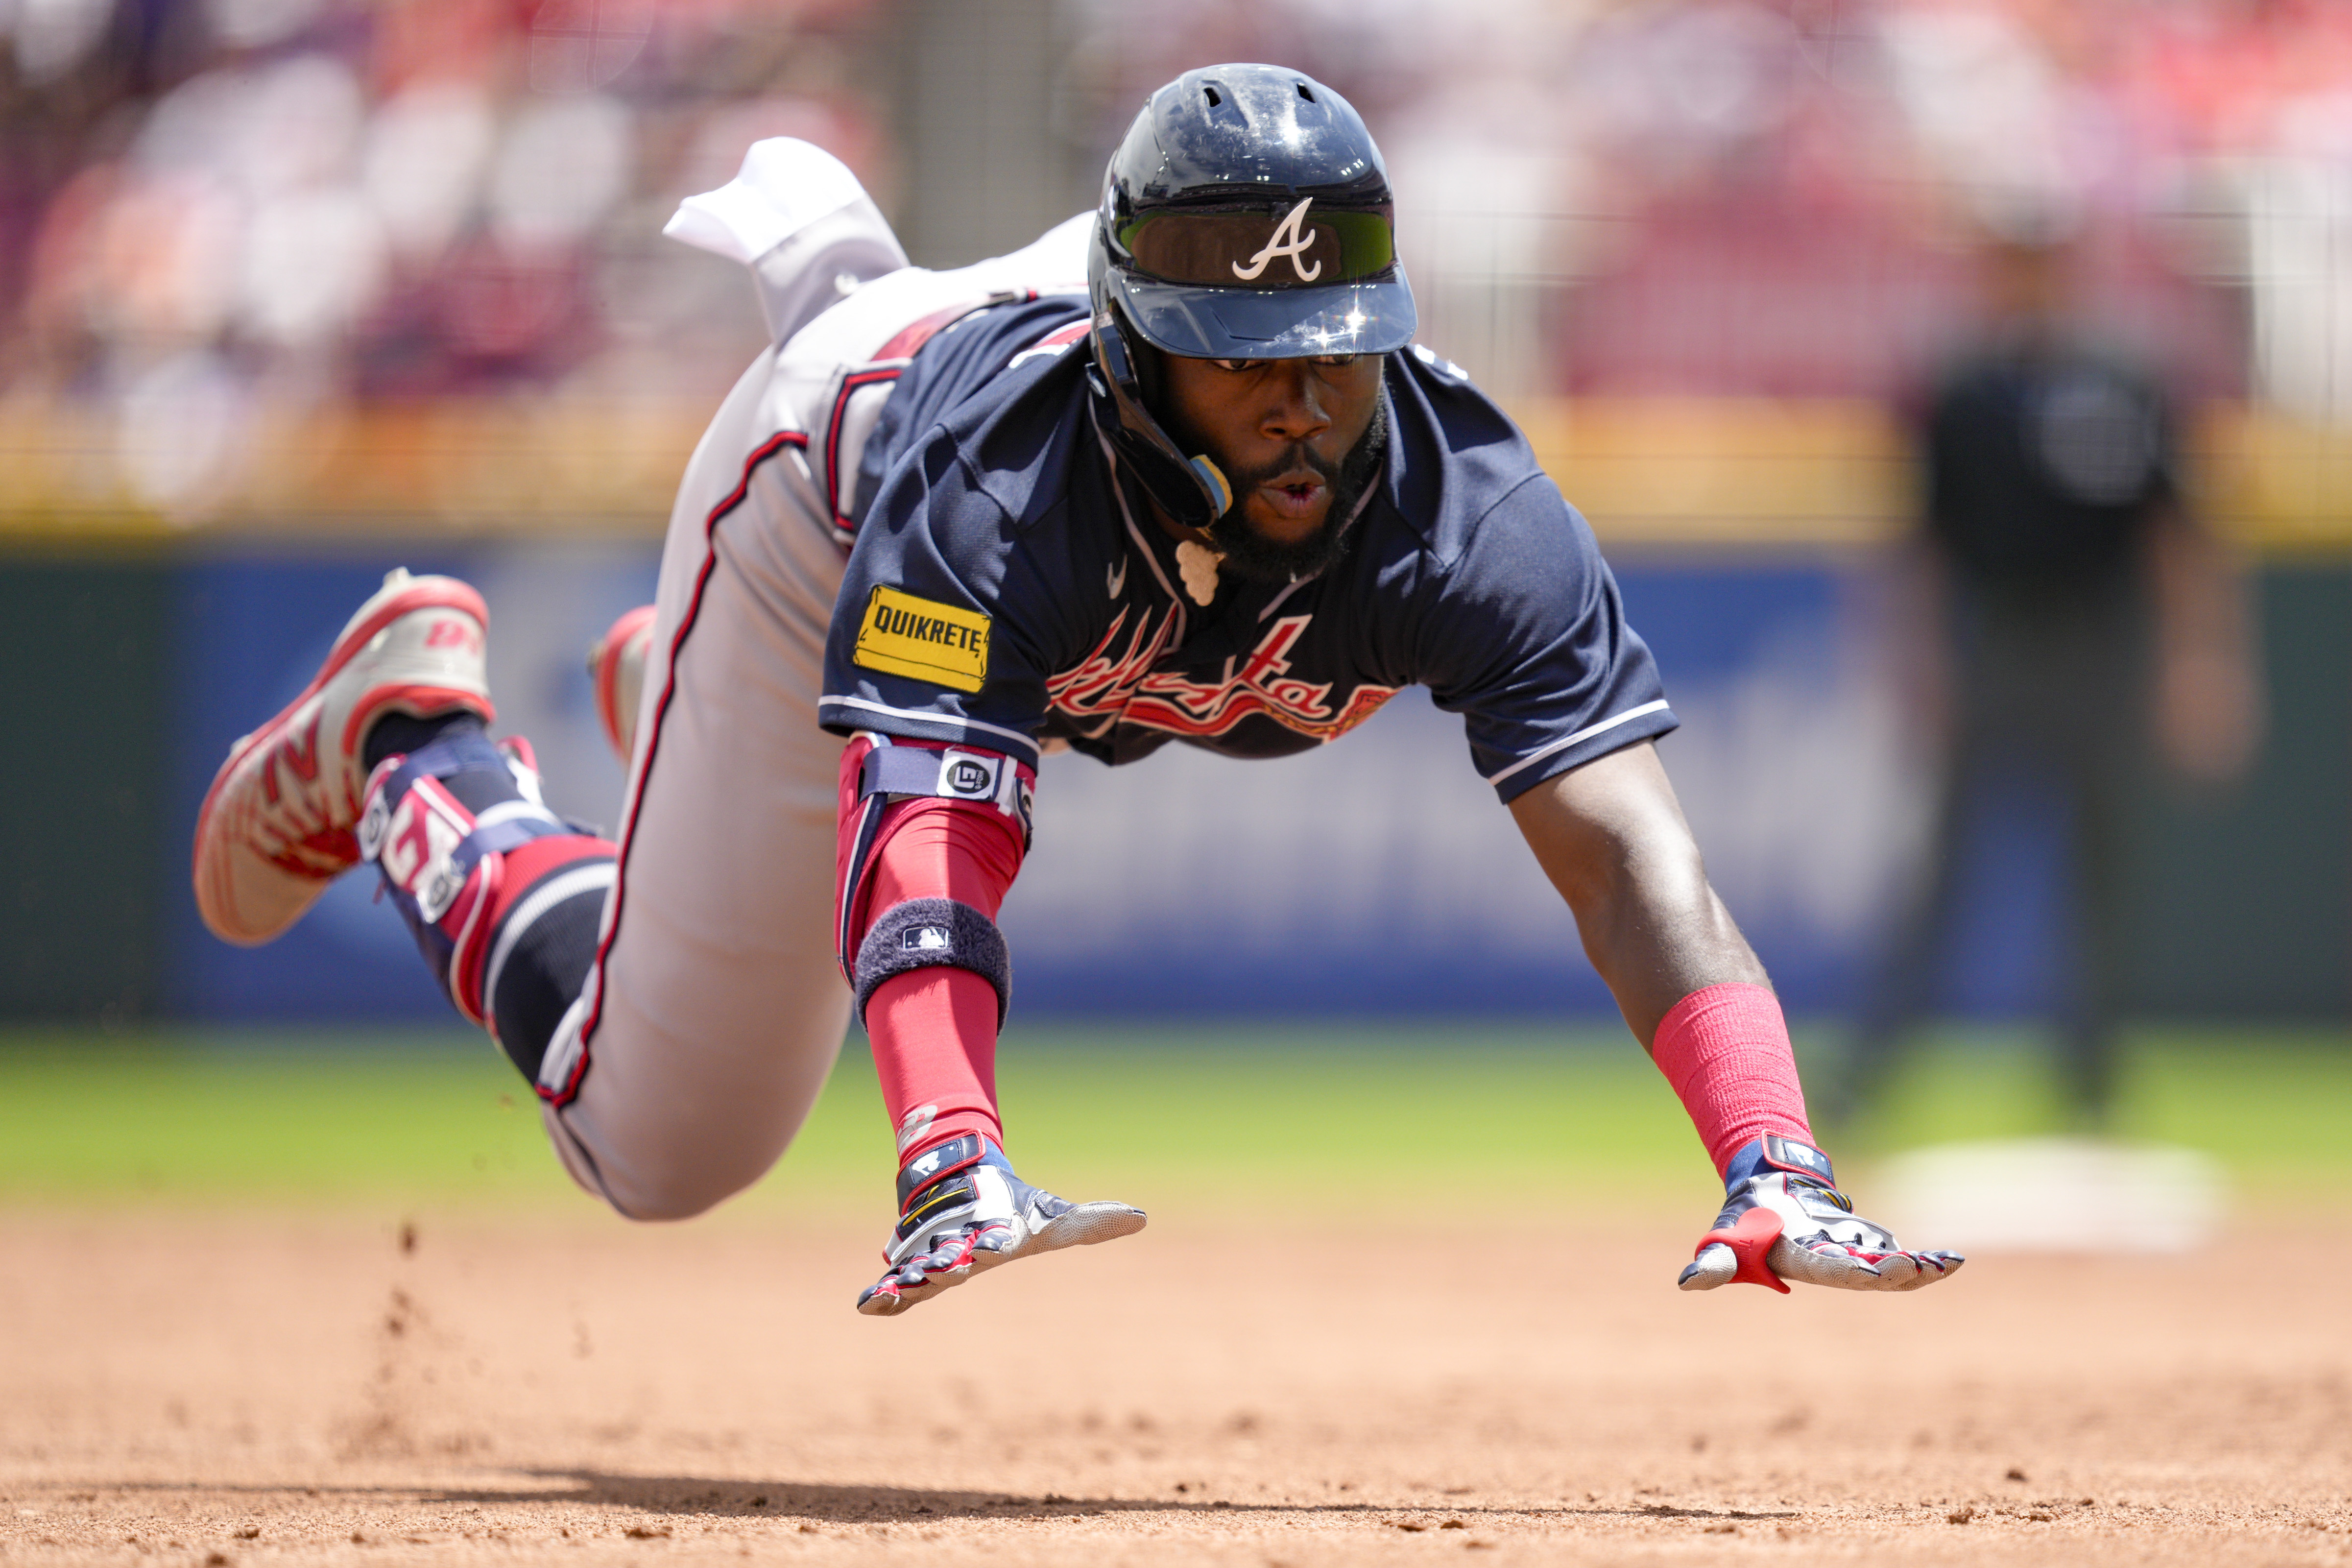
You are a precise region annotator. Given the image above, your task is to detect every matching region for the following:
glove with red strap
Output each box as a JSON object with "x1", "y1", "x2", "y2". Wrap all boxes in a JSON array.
[
  {"x1": 856, "y1": 1133, "x2": 1146, "y2": 1317},
  {"x1": 1679, "y1": 1135, "x2": 1964, "y2": 1294}
]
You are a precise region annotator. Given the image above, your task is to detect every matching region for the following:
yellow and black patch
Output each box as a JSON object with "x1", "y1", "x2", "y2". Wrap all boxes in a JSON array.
[{"x1": 852, "y1": 586, "x2": 991, "y2": 693}]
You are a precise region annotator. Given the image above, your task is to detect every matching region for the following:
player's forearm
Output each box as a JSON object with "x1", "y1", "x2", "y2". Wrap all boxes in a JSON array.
[
  {"x1": 1507, "y1": 742, "x2": 1768, "y2": 1048},
  {"x1": 835, "y1": 738, "x2": 1032, "y2": 1164},
  {"x1": 1575, "y1": 864, "x2": 1765, "y2": 1050}
]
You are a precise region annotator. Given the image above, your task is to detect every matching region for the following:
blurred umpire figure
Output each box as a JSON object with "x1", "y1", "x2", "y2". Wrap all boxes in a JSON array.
[{"x1": 1834, "y1": 224, "x2": 2264, "y2": 1130}]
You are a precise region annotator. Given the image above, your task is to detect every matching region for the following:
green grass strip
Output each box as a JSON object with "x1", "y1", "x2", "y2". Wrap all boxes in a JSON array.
[{"x1": 0, "y1": 1023, "x2": 2341, "y2": 1214}]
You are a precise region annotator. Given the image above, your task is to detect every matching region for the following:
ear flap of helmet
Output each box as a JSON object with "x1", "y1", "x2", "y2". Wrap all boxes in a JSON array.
[{"x1": 1086, "y1": 300, "x2": 1232, "y2": 535}]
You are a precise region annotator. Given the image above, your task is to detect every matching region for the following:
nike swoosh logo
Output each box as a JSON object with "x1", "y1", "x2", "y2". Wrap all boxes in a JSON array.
[{"x1": 1106, "y1": 557, "x2": 1128, "y2": 599}]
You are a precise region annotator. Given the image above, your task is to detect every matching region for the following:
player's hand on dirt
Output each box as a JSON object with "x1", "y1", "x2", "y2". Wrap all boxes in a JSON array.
[
  {"x1": 1677, "y1": 1135, "x2": 1963, "y2": 1295},
  {"x1": 856, "y1": 1132, "x2": 1145, "y2": 1317}
]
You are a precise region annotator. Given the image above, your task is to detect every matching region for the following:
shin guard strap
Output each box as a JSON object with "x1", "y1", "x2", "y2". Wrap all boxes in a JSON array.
[{"x1": 854, "y1": 898, "x2": 1009, "y2": 1028}]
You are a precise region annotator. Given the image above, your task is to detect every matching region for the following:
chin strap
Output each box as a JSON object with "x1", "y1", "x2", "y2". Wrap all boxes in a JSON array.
[
  {"x1": 1087, "y1": 308, "x2": 1231, "y2": 533},
  {"x1": 1186, "y1": 454, "x2": 1233, "y2": 519}
]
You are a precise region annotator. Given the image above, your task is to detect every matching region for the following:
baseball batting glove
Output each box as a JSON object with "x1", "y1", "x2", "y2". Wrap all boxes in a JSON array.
[
  {"x1": 1679, "y1": 1135, "x2": 1963, "y2": 1294},
  {"x1": 856, "y1": 1133, "x2": 1146, "y2": 1317}
]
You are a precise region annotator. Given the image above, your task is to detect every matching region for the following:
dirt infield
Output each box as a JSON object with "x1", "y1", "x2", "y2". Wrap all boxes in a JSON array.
[{"x1": 1, "y1": 1206, "x2": 2347, "y2": 1566}]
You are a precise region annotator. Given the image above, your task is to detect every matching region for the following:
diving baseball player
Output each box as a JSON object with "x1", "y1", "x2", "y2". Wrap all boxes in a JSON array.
[{"x1": 194, "y1": 65, "x2": 1961, "y2": 1312}]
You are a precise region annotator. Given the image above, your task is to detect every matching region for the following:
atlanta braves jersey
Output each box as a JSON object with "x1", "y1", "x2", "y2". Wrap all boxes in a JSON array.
[{"x1": 817, "y1": 296, "x2": 1676, "y2": 802}]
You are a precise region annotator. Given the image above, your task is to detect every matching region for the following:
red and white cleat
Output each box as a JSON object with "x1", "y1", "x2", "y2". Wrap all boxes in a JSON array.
[
  {"x1": 192, "y1": 569, "x2": 494, "y2": 946},
  {"x1": 585, "y1": 603, "x2": 656, "y2": 765}
]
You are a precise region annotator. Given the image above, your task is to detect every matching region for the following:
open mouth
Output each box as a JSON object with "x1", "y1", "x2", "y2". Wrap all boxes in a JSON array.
[{"x1": 1256, "y1": 471, "x2": 1328, "y2": 521}]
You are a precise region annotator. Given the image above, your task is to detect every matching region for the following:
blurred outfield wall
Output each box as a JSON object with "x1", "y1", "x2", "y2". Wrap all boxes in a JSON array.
[{"x1": 0, "y1": 497, "x2": 2341, "y2": 1027}]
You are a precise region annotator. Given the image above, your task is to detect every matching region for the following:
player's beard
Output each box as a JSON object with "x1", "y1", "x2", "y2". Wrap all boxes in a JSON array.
[{"x1": 1201, "y1": 396, "x2": 1389, "y2": 584}]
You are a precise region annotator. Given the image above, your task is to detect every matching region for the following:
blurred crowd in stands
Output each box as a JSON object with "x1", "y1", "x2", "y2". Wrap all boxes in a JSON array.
[
  {"x1": 1089, "y1": 0, "x2": 2352, "y2": 409},
  {"x1": 0, "y1": 0, "x2": 894, "y2": 426},
  {"x1": 2, "y1": 0, "x2": 2351, "y2": 517}
]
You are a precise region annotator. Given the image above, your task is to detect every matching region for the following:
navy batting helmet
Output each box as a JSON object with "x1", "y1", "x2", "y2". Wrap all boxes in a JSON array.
[{"x1": 1087, "y1": 65, "x2": 1416, "y2": 532}]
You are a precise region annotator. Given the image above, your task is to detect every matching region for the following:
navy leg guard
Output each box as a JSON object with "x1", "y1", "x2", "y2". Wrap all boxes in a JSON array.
[{"x1": 359, "y1": 726, "x2": 588, "y2": 1030}]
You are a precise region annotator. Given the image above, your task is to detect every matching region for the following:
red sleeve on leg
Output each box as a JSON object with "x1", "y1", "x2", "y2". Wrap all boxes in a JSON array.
[{"x1": 1650, "y1": 983, "x2": 1815, "y2": 1178}]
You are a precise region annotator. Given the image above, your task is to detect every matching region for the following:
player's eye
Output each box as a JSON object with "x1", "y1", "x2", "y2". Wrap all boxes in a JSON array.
[
  {"x1": 1310, "y1": 353, "x2": 1361, "y2": 368},
  {"x1": 1209, "y1": 358, "x2": 1259, "y2": 373}
]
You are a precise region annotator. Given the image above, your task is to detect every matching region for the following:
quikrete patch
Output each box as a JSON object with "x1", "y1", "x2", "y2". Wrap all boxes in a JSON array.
[{"x1": 852, "y1": 586, "x2": 991, "y2": 693}]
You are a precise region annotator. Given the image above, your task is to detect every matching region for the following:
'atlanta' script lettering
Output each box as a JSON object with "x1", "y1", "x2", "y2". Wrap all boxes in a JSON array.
[{"x1": 1048, "y1": 610, "x2": 1392, "y2": 743}]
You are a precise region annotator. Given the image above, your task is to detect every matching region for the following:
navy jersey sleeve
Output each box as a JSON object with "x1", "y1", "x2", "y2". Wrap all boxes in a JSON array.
[
  {"x1": 818, "y1": 362, "x2": 1105, "y2": 768},
  {"x1": 1414, "y1": 471, "x2": 1676, "y2": 802}
]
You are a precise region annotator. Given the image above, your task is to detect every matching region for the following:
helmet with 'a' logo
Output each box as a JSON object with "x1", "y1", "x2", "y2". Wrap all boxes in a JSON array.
[{"x1": 1086, "y1": 64, "x2": 1417, "y2": 531}]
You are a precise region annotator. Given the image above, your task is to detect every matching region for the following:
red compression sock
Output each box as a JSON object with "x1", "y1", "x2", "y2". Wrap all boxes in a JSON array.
[
  {"x1": 854, "y1": 795, "x2": 1025, "y2": 1165},
  {"x1": 1649, "y1": 983, "x2": 1816, "y2": 1178}
]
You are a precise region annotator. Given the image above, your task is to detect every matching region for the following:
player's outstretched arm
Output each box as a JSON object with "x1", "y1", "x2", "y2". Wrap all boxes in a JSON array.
[{"x1": 1507, "y1": 742, "x2": 1962, "y2": 1294}]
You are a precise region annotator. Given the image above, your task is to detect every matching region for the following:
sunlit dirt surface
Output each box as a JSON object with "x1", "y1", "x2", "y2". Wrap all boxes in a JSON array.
[{"x1": 1, "y1": 1208, "x2": 2347, "y2": 1565}]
